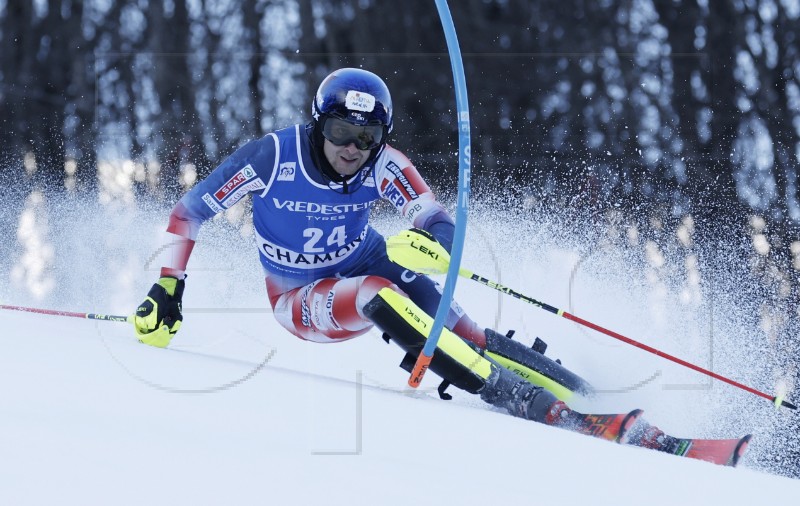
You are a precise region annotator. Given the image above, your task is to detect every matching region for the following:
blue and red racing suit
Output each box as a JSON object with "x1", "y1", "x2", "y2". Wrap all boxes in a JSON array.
[{"x1": 157, "y1": 124, "x2": 485, "y2": 346}]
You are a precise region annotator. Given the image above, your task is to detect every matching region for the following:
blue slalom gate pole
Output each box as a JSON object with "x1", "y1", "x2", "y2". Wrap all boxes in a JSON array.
[{"x1": 408, "y1": 0, "x2": 471, "y2": 387}]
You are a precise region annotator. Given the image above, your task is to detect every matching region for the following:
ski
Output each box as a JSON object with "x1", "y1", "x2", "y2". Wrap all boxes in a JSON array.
[
  {"x1": 545, "y1": 401, "x2": 643, "y2": 443},
  {"x1": 626, "y1": 422, "x2": 752, "y2": 467}
]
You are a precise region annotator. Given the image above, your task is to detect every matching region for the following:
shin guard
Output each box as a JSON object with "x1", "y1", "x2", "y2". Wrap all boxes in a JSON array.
[
  {"x1": 362, "y1": 288, "x2": 557, "y2": 422},
  {"x1": 363, "y1": 287, "x2": 489, "y2": 393}
]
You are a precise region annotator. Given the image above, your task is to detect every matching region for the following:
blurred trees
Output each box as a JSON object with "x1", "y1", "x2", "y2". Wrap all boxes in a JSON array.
[
  {"x1": 2, "y1": 1, "x2": 799, "y2": 222},
  {"x1": 2, "y1": 0, "x2": 800, "y2": 264},
  {"x1": 2, "y1": 2, "x2": 800, "y2": 269},
  {"x1": 3, "y1": 0, "x2": 799, "y2": 309}
]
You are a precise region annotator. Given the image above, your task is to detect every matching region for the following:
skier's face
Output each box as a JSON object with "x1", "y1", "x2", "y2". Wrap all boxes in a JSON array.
[{"x1": 323, "y1": 138, "x2": 370, "y2": 176}]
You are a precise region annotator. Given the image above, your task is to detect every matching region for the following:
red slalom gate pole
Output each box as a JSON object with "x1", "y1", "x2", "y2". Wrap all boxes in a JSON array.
[
  {"x1": 463, "y1": 272, "x2": 797, "y2": 411},
  {"x1": 561, "y1": 310, "x2": 796, "y2": 409}
]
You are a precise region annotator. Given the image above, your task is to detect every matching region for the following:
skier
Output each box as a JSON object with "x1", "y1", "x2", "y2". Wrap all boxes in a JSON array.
[
  {"x1": 133, "y1": 66, "x2": 572, "y2": 422},
  {"x1": 132, "y1": 68, "x2": 749, "y2": 464}
]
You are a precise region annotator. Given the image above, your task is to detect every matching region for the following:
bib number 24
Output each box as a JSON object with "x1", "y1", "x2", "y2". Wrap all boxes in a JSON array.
[{"x1": 303, "y1": 226, "x2": 346, "y2": 253}]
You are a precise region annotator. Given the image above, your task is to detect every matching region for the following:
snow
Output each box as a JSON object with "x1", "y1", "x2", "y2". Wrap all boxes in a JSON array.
[{"x1": 1, "y1": 200, "x2": 799, "y2": 505}]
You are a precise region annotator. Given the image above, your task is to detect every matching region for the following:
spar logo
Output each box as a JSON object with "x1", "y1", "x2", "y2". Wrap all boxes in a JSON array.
[{"x1": 215, "y1": 165, "x2": 257, "y2": 201}]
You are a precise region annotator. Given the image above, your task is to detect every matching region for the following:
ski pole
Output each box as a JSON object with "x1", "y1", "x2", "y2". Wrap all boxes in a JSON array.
[
  {"x1": 386, "y1": 229, "x2": 798, "y2": 410},
  {"x1": 0, "y1": 304, "x2": 132, "y2": 323}
]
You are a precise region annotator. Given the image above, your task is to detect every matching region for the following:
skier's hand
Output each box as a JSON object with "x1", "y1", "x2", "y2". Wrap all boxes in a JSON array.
[{"x1": 134, "y1": 276, "x2": 185, "y2": 348}]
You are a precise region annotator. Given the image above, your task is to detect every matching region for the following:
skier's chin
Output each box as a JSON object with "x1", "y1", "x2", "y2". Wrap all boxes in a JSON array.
[{"x1": 334, "y1": 157, "x2": 363, "y2": 176}]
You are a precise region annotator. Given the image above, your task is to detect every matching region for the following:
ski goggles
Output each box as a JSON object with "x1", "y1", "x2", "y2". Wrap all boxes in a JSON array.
[{"x1": 321, "y1": 117, "x2": 384, "y2": 150}]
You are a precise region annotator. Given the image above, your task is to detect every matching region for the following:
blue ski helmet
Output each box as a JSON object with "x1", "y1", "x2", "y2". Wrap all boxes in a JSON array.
[{"x1": 312, "y1": 68, "x2": 393, "y2": 135}]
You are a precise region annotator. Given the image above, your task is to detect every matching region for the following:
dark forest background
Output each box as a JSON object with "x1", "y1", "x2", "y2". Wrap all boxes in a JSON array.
[
  {"x1": 5, "y1": 0, "x2": 800, "y2": 314},
  {"x1": 2, "y1": 0, "x2": 800, "y2": 475},
  {"x1": 3, "y1": 1, "x2": 800, "y2": 219}
]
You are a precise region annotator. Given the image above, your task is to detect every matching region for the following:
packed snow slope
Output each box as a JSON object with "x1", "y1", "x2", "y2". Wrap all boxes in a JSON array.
[{"x1": 1, "y1": 192, "x2": 798, "y2": 505}]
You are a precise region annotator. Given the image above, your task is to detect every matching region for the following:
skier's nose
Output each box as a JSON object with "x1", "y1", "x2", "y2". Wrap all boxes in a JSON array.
[{"x1": 342, "y1": 142, "x2": 360, "y2": 154}]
